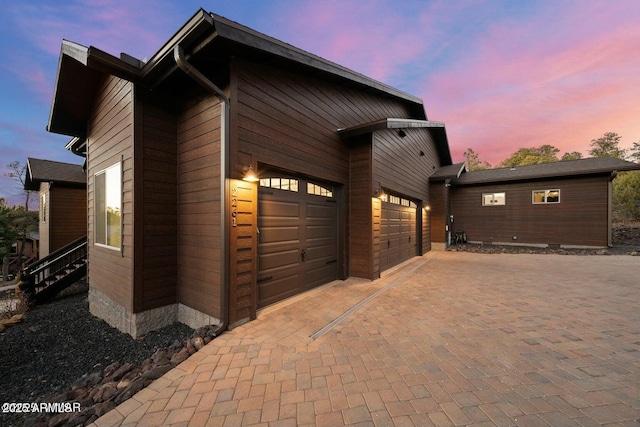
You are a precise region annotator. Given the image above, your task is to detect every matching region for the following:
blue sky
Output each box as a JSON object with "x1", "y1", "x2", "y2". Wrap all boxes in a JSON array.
[{"x1": 2, "y1": 0, "x2": 640, "y2": 204}]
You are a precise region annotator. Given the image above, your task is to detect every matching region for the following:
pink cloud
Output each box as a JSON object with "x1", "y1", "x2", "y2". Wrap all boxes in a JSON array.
[
  {"x1": 274, "y1": 0, "x2": 431, "y2": 82},
  {"x1": 418, "y1": 1, "x2": 640, "y2": 165}
]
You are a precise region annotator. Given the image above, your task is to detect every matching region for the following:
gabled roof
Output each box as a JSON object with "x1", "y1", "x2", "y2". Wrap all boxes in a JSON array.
[
  {"x1": 338, "y1": 119, "x2": 452, "y2": 165},
  {"x1": 48, "y1": 9, "x2": 427, "y2": 138},
  {"x1": 429, "y1": 162, "x2": 466, "y2": 181},
  {"x1": 451, "y1": 157, "x2": 640, "y2": 186},
  {"x1": 24, "y1": 158, "x2": 86, "y2": 191}
]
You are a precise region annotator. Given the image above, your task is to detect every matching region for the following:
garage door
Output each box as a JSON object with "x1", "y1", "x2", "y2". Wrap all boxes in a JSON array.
[
  {"x1": 380, "y1": 195, "x2": 418, "y2": 271},
  {"x1": 258, "y1": 176, "x2": 338, "y2": 308}
]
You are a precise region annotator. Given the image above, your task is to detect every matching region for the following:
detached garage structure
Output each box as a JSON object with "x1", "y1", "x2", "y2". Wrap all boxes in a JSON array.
[
  {"x1": 47, "y1": 9, "x2": 451, "y2": 336},
  {"x1": 430, "y1": 158, "x2": 640, "y2": 248}
]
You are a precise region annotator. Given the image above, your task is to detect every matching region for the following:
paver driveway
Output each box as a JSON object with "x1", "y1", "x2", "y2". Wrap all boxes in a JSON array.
[{"x1": 93, "y1": 251, "x2": 640, "y2": 426}]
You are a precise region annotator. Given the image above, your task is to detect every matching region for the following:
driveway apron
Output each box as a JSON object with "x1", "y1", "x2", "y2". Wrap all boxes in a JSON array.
[{"x1": 91, "y1": 251, "x2": 640, "y2": 426}]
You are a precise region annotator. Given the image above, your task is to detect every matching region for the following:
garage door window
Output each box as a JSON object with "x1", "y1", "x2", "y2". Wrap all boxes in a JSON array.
[
  {"x1": 260, "y1": 177, "x2": 299, "y2": 192},
  {"x1": 307, "y1": 182, "x2": 333, "y2": 198}
]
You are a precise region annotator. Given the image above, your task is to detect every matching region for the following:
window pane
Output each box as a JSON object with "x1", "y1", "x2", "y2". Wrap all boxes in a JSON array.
[
  {"x1": 95, "y1": 172, "x2": 106, "y2": 245},
  {"x1": 106, "y1": 164, "x2": 121, "y2": 247},
  {"x1": 532, "y1": 191, "x2": 545, "y2": 203},
  {"x1": 493, "y1": 193, "x2": 505, "y2": 205},
  {"x1": 95, "y1": 163, "x2": 121, "y2": 248},
  {"x1": 546, "y1": 190, "x2": 560, "y2": 203}
]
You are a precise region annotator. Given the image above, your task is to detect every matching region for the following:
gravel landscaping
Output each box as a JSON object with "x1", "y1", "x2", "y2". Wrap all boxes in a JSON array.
[{"x1": 0, "y1": 281, "x2": 198, "y2": 427}]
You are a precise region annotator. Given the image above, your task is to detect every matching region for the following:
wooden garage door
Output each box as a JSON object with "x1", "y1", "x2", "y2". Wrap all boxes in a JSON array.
[
  {"x1": 380, "y1": 197, "x2": 418, "y2": 271},
  {"x1": 258, "y1": 176, "x2": 338, "y2": 308}
]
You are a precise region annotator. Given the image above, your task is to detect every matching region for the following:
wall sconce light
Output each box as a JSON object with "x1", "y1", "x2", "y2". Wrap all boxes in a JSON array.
[
  {"x1": 425, "y1": 205, "x2": 431, "y2": 211},
  {"x1": 242, "y1": 165, "x2": 259, "y2": 182},
  {"x1": 373, "y1": 187, "x2": 387, "y2": 201}
]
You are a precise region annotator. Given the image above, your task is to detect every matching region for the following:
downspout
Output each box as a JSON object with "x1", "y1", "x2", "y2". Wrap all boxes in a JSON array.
[{"x1": 174, "y1": 45, "x2": 229, "y2": 335}]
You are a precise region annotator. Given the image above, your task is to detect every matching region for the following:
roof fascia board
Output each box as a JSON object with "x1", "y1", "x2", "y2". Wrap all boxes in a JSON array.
[{"x1": 337, "y1": 118, "x2": 445, "y2": 138}]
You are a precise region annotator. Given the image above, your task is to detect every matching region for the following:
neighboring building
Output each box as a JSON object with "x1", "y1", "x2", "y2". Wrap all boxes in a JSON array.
[
  {"x1": 25, "y1": 158, "x2": 87, "y2": 258},
  {"x1": 46, "y1": 9, "x2": 451, "y2": 337},
  {"x1": 430, "y1": 157, "x2": 640, "y2": 248}
]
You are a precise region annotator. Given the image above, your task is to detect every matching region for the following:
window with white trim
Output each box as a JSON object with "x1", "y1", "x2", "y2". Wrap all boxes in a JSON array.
[
  {"x1": 532, "y1": 189, "x2": 560, "y2": 204},
  {"x1": 95, "y1": 162, "x2": 122, "y2": 249},
  {"x1": 482, "y1": 192, "x2": 506, "y2": 206}
]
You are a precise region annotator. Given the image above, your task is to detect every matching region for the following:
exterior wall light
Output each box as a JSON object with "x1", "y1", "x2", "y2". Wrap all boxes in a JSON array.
[
  {"x1": 242, "y1": 165, "x2": 259, "y2": 182},
  {"x1": 373, "y1": 187, "x2": 387, "y2": 201}
]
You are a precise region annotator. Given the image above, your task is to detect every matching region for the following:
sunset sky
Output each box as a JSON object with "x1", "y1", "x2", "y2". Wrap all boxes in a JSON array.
[{"x1": 1, "y1": 0, "x2": 639, "y2": 203}]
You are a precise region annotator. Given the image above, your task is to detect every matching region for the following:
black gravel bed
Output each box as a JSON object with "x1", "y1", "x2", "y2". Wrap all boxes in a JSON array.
[{"x1": 0, "y1": 282, "x2": 194, "y2": 427}]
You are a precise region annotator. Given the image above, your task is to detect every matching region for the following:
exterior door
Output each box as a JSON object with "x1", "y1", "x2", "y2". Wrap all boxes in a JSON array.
[
  {"x1": 258, "y1": 176, "x2": 338, "y2": 308},
  {"x1": 380, "y1": 197, "x2": 418, "y2": 271}
]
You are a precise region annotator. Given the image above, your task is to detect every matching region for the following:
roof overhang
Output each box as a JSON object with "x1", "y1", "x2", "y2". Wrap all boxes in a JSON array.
[
  {"x1": 48, "y1": 8, "x2": 429, "y2": 145},
  {"x1": 338, "y1": 118, "x2": 452, "y2": 165}
]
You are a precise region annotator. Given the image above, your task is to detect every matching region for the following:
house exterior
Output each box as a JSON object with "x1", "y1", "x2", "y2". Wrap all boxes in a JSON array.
[
  {"x1": 430, "y1": 157, "x2": 640, "y2": 248},
  {"x1": 24, "y1": 158, "x2": 87, "y2": 258},
  {"x1": 46, "y1": 9, "x2": 451, "y2": 337}
]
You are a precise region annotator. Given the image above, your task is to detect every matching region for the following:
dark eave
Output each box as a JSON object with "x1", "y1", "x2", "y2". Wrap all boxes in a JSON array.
[
  {"x1": 48, "y1": 8, "x2": 430, "y2": 145},
  {"x1": 338, "y1": 119, "x2": 452, "y2": 166},
  {"x1": 429, "y1": 162, "x2": 466, "y2": 182}
]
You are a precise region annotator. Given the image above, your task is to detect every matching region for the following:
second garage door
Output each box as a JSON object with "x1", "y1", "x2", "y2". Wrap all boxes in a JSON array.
[
  {"x1": 258, "y1": 176, "x2": 339, "y2": 308},
  {"x1": 380, "y1": 196, "x2": 418, "y2": 271}
]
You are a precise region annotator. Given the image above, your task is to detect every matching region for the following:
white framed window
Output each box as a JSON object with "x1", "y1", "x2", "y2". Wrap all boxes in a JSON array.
[
  {"x1": 95, "y1": 162, "x2": 122, "y2": 249},
  {"x1": 533, "y1": 189, "x2": 560, "y2": 204},
  {"x1": 482, "y1": 192, "x2": 506, "y2": 206}
]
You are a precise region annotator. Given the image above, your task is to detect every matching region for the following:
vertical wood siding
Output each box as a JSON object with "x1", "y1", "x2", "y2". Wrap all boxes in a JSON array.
[
  {"x1": 451, "y1": 176, "x2": 610, "y2": 247},
  {"x1": 136, "y1": 92, "x2": 178, "y2": 312},
  {"x1": 86, "y1": 76, "x2": 134, "y2": 311},
  {"x1": 177, "y1": 96, "x2": 222, "y2": 318}
]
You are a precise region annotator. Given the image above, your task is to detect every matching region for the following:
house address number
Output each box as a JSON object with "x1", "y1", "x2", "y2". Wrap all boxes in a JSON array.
[{"x1": 231, "y1": 186, "x2": 237, "y2": 227}]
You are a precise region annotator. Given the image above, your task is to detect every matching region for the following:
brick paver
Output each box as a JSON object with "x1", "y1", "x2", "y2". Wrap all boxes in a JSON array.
[{"x1": 92, "y1": 252, "x2": 640, "y2": 426}]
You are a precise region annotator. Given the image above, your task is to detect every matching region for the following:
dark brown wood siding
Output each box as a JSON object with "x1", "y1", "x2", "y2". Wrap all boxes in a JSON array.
[
  {"x1": 49, "y1": 186, "x2": 86, "y2": 253},
  {"x1": 372, "y1": 128, "x2": 442, "y2": 255},
  {"x1": 135, "y1": 90, "x2": 178, "y2": 312},
  {"x1": 429, "y1": 183, "x2": 447, "y2": 244},
  {"x1": 177, "y1": 95, "x2": 222, "y2": 319},
  {"x1": 86, "y1": 75, "x2": 134, "y2": 311},
  {"x1": 451, "y1": 176, "x2": 611, "y2": 247},
  {"x1": 372, "y1": 128, "x2": 440, "y2": 202},
  {"x1": 348, "y1": 138, "x2": 374, "y2": 279},
  {"x1": 228, "y1": 179, "x2": 258, "y2": 326},
  {"x1": 231, "y1": 57, "x2": 414, "y2": 185}
]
